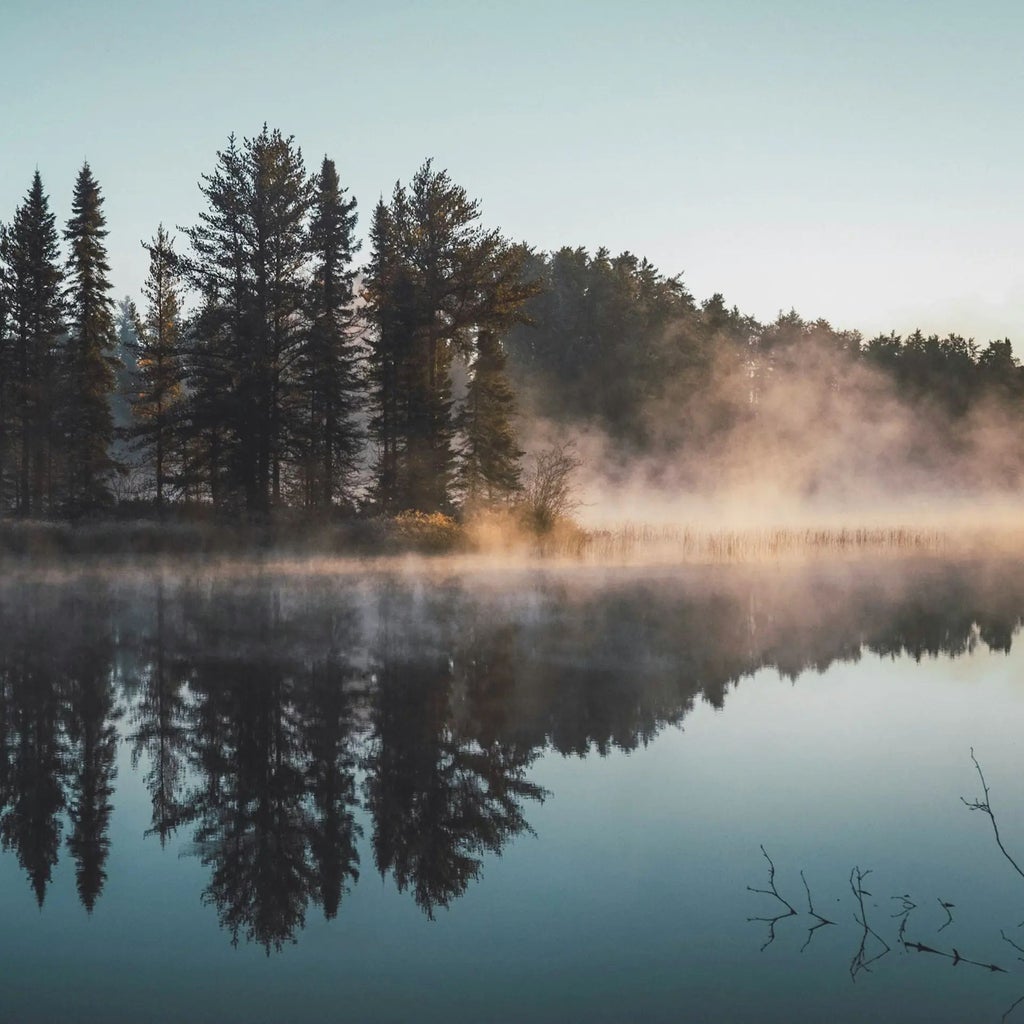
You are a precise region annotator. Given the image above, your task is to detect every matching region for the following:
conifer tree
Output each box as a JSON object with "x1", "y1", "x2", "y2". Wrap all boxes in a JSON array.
[
  {"x1": 133, "y1": 226, "x2": 185, "y2": 509},
  {"x1": 184, "y1": 128, "x2": 313, "y2": 514},
  {"x1": 300, "y1": 157, "x2": 361, "y2": 508},
  {"x1": 62, "y1": 163, "x2": 119, "y2": 514},
  {"x1": 364, "y1": 196, "x2": 412, "y2": 513},
  {"x1": 365, "y1": 161, "x2": 537, "y2": 513},
  {"x1": 458, "y1": 330, "x2": 524, "y2": 505},
  {"x1": 0, "y1": 172, "x2": 65, "y2": 516}
]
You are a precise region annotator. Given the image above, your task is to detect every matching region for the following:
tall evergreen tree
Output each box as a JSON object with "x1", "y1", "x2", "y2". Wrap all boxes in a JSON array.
[
  {"x1": 133, "y1": 226, "x2": 185, "y2": 509},
  {"x1": 62, "y1": 163, "x2": 119, "y2": 514},
  {"x1": 299, "y1": 157, "x2": 361, "y2": 508},
  {"x1": 365, "y1": 161, "x2": 537, "y2": 513},
  {"x1": 0, "y1": 172, "x2": 65, "y2": 516},
  {"x1": 183, "y1": 128, "x2": 313, "y2": 515}
]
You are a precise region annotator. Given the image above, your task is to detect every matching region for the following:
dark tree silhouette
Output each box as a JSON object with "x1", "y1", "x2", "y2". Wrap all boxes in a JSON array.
[
  {"x1": 132, "y1": 227, "x2": 185, "y2": 509},
  {"x1": 299, "y1": 156, "x2": 362, "y2": 509},
  {"x1": 365, "y1": 161, "x2": 536, "y2": 513},
  {"x1": 183, "y1": 128, "x2": 314, "y2": 515},
  {"x1": 61, "y1": 163, "x2": 120, "y2": 514},
  {"x1": 0, "y1": 172, "x2": 64, "y2": 516}
]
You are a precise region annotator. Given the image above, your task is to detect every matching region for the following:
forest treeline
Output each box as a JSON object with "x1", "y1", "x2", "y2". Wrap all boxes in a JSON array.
[{"x1": 2, "y1": 125, "x2": 1022, "y2": 521}]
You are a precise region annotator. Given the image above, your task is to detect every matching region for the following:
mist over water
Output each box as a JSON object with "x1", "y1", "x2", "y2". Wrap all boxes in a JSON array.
[{"x1": 2, "y1": 556, "x2": 1024, "y2": 1021}]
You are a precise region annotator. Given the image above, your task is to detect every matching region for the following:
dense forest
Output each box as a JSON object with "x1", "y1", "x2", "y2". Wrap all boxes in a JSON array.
[{"x1": 2, "y1": 126, "x2": 1022, "y2": 523}]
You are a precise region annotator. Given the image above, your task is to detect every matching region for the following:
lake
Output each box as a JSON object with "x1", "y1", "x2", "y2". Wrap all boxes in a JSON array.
[{"x1": 1, "y1": 556, "x2": 1024, "y2": 1022}]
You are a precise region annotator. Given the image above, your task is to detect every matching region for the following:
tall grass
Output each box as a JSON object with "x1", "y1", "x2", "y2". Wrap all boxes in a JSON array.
[{"x1": 566, "y1": 524, "x2": 951, "y2": 563}]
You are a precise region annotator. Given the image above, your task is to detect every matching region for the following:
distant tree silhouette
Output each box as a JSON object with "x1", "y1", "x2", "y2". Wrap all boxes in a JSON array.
[
  {"x1": 296, "y1": 157, "x2": 362, "y2": 509},
  {"x1": 365, "y1": 161, "x2": 536, "y2": 513},
  {"x1": 132, "y1": 227, "x2": 185, "y2": 509},
  {"x1": 0, "y1": 172, "x2": 64, "y2": 516},
  {"x1": 61, "y1": 163, "x2": 120, "y2": 514},
  {"x1": 183, "y1": 128, "x2": 314, "y2": 515}
]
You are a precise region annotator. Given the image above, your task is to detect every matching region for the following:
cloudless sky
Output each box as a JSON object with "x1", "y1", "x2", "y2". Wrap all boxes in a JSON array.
[{"x1": 2, "y1": 0, "x2": 1023, "y2": 342}]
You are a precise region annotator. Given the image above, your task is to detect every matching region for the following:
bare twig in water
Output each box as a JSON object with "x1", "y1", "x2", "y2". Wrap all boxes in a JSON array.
[
  {"x1": 937, "y1": 899, "x2": 955, "y2": 933},
  {"x1": 1002, "y1": 992, "x2": 1024, "y2": 1023},
  {"x1": 849, "y1": 867, "x2": 891, "y2": 981},
  {"x1": 799, "y1": 869, "x2": 835, "y2": 952},
  {"x1": 962, "y1": 748, "x2": 1024, "y2": 884},
  {"x1": 903, "y1": 940, "x2": 1005, "y2": 973},
  {"x1": 891, "y1": 894, "x2": 917, "y2": 945},
  {"x1": 747, "y1": 845, "x2": 797, "y2": 951},
  {"x1": 1002, "y1": 930, "x2": 1024, "y2": 961}
]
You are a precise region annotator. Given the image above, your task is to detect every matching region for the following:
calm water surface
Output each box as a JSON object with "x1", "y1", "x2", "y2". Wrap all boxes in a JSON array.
[{"x1": 1, "y1": 557, "x2": 1024, "y2": 1022}]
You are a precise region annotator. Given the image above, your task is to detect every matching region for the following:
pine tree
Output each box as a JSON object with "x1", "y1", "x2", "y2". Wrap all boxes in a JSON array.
[
  {"x1": 133, "y1": 226, "x2": 185, "y2": 509},
  {"x1": 0, "y1": 172, "x2": 65, "y2": 516},
  {"x1": 180, "y1": 135, "x2": 247, "y2": 508},
  {"x1": 62, "y1": 163, "x2": 119, "y2": 514},
  {"x1": 365, "y1": 161, "x2": 537, "y2": 513},
  {"x1": 364, "y1": 196, "x2": 412, "y2": 514},
  {"x1": 458, "y1": 330, "x2": 523, "y2": 505},
  {"x1": 184, "y1": 128, "x2": 313, "y2": 515},
  {"x1": 300, "y1": 157, "x2": 361, "y2": 508}
]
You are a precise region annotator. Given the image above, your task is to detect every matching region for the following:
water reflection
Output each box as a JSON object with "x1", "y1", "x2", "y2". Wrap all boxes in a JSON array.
[{"x1": 1, "y1": 558, "x2": 1023, "y2": 951}]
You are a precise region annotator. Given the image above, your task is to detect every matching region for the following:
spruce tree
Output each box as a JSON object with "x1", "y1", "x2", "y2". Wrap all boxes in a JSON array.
[
  {"x1": 300, "y1": 157, "x2": 361, "y2": 508},
  {"x1": 62, "y1": 163, "x2": 119, "y2": 514},
  {"x1": 133, "y1": 226, "x2": 185, "y2": 509},
  {"x1": 0, "y1": 172, "x2": 65, "y2": 516}
]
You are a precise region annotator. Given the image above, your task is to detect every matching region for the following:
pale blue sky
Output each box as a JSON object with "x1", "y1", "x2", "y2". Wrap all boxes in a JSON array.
[{"x1": 2, "y1": 0, "x2": 1022, "y2": 342}]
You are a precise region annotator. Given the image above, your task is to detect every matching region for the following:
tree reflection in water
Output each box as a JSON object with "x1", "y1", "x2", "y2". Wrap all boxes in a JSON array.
[{"x1": 0, "y1": 558, "x2": 1022, "y2": 949}]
